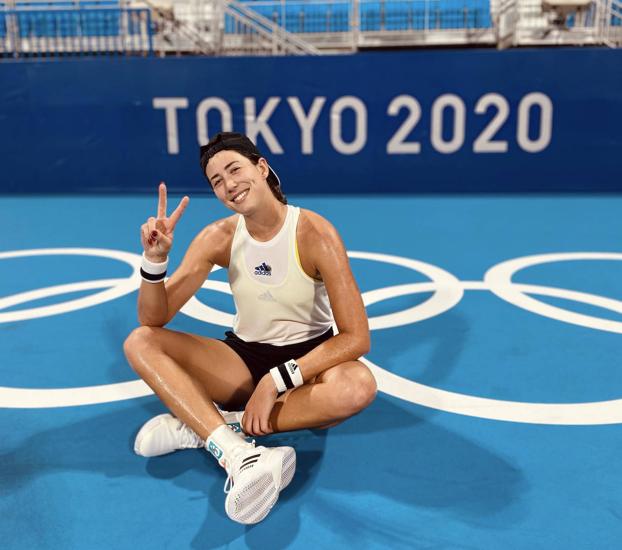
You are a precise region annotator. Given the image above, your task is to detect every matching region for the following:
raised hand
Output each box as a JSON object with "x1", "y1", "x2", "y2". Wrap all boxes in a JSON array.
[{"x1": 141, "y1": 182, "x2": 190, "y2": 261}]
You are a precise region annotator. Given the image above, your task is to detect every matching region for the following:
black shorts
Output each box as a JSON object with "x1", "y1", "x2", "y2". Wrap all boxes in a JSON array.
[{"x1": 221, "y1": 328, "x2": 334, "y2": 386}]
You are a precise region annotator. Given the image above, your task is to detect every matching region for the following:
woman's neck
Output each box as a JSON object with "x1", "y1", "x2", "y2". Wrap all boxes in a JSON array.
[{"x1": 243, "y1": 200, "x2": 288, "y2": 242}]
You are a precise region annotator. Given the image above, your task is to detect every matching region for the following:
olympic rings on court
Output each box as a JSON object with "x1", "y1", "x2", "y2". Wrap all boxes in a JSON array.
[
  {"x1": 0, "y1": 248, "x2": 140, "y2": 323},
  {"x1": 1, "y1": 248, "x2": 622, "y2": 425},
  {"x1": 485, "y1": 252, "x2": 622, "y2": 334}
]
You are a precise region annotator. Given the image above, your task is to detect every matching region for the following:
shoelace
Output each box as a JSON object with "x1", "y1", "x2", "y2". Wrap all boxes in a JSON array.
[
  {"x1": 223, "y1": 440, "x2": 256, "y2": 494},
  {"x1": 176, "y1": 423, "x2": 202, "y2": 449}
]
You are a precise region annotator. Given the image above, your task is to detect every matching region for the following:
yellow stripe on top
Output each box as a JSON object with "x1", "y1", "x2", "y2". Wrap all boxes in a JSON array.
[{"x1": 227, "y1": 205, "x2": 333, "y2": 346}]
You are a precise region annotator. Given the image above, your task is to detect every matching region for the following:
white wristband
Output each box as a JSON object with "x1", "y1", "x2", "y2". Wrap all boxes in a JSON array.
[
  {"x1": 270, "y1": 368, "x2": 288, "y2": 394},
  {"x1": 141, "y1": 253, "x2": 169, "y2": 274},
  {"x1": 141, "y1": 253, "x2": 168, "y2": 283},
  {"x1": 270, "y1": 359, "x2": 303, "y2": 394}
]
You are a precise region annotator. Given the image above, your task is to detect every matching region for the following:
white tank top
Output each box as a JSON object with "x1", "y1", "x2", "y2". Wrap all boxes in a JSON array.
[{"x1": 228, "y1": 205, "x2": 333, "y2": 345}]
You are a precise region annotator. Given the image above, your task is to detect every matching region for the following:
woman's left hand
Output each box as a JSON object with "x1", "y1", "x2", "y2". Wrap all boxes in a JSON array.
[{"x1": 242, "y1": 375, "x2": 278, "y2": 436}]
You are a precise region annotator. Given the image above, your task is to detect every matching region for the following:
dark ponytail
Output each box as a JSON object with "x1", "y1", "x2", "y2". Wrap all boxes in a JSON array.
[
  {"x1": 246, "y1": 153, "x2": 287, "y2": 205},
  {"x1": 266, "y1": 169, "x2": 287, "y2": 205}
]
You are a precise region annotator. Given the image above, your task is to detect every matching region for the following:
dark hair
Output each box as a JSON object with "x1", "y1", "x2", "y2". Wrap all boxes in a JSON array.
[{"x1": 199, "y1": 132, "x2": 287, "y2": 205}]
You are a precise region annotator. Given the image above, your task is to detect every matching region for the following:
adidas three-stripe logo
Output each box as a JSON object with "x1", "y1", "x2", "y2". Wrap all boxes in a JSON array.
[
  {"x1": 254, "y1": 262, "x2": 272, "y2": 276},
  {"x1": 239, "y1": 453, "x2": 261, "y2": 474}
]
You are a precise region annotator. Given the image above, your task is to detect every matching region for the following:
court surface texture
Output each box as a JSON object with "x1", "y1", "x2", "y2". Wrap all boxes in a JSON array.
[{"x1": 2, "y1": 195, "x2": 621, "y2": 549}]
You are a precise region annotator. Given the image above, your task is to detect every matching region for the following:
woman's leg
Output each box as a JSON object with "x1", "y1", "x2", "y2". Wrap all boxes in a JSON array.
[
  {"x1": 267, "y1": 361, "x2": 377, "y2": 433},
  {"x1": 124, "y1": 326, "x2": 255, "y2": 440}
]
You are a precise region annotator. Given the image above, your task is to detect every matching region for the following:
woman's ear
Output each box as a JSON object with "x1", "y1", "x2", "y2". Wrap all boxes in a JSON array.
[{"x1": 257, "y1": 157, "x2": 270, "y2": 179}]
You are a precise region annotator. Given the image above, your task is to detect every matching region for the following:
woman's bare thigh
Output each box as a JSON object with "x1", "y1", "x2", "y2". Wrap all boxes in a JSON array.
[{"x1": 132, "y1": 326, "x2": 256, "y2": 409}]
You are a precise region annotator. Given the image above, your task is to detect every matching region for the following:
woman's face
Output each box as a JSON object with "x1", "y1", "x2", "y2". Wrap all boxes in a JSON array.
[{"x1": 205, "y1": 150, "x2": 271, "y2": 213}]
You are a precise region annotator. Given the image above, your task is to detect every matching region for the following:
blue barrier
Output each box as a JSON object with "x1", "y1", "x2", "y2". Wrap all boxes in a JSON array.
[{"x1": 0, "y1": 49, "x2": 621, "y2": 194}]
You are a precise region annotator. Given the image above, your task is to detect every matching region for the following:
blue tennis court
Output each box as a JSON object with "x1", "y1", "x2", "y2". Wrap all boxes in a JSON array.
[{"x1": 2, "y1": 194, "x2": 621, "y2": 548}]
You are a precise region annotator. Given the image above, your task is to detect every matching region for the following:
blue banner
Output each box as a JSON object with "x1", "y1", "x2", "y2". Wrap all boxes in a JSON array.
[{"x1": 1, "y1": 49, "x2": 621, "y2": 194}]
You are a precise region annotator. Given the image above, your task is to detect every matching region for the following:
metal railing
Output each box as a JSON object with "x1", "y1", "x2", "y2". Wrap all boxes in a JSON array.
[
  {"x1": 496, "y1": 0, "x2": 622, "y2": 47},
  {"x1": 221, "y1": 0, "x2": 496, "y2": 50},
  {"x1": 599, "y1": 0, "x2": 622, "y2": 44},
  {"x1": 1, "y1": 4, "x2": 153, "y2": 57},
  {"x1": 139, "y1": 0, "x2": 320, "y2": 55},
  {"x1": 239, "y1": 0, "x2": 492, "y2": 33},
  {"x1": 227, "y1": 0, "x2": 621, "y2": 48},
  {"x1": 2, "y1": 0, "x2": 620, "y2": 58},
  {"x1": 140, "y1": 0, "x2": 216, "y2": 55},
  {"x1": 223, "y1": 0, "x2": 321, "y2": 54}
]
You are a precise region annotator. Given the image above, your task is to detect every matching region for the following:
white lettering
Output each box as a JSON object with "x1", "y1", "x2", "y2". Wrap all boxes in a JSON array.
[
  {"x1": 387, "y1": 95, "x2": 422, "y2": 154},
  {"x1": 287, "y1": 97, "x2": 326, "y2": 155},
  {"x1": 152, "y1": 97, "x2": 189, "y2": 155},
  {"x1": 196, "y1": 98, "x2": 233, "y2": 145},
  {"x1": 431, "y1": 94, "x2": 466, "y2": 154},
  {"x1": 244, "y1": 97, "x2": 283, "y2": 154},
  {"x1": 330, "y1": 96, "x2": 367, "y2": 155},
  {"x1": 517, "y1": 93, "x2": 553, "y2": 153},
  {"x1": 473, "y1": 93, "x2": 509, "y2": 153}
]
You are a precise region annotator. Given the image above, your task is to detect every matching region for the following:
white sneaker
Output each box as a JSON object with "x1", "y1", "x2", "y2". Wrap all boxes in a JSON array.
[
  {"x1": 134, "y1": 413, "x2": 203, "y2": 457},
  {"x1": 134, "y1": 411, "x2": 246, "y2": 457},
  {"x1": 223, "y1": 444, "x2": 296, "y2": 524}
]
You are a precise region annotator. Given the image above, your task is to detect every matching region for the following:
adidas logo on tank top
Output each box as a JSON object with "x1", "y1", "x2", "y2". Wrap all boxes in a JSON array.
[{"x1": 254, "y1": 262, "x2": 272, "y2": 276}]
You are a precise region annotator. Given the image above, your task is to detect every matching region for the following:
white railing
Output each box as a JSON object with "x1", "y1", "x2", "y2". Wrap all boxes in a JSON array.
[
  {"x1": 509, "y1": 0, "x2": 622, "y2": 47},
  {"x1": 224, "y1": 0, "x2": 321, "y2": 54},
  {"x1": 215, "y1": 0, "x2": 620, "y2": 49},
  {"x1": 137, "y1": 0, "x2": 321, "y2": 55},
  {"x1": 598, "y1": 0, "x2": 622, "y2": 45},
  {"x1": 493, "y1": 0, "x2": 519, "y2": 47},
  {"x1": 3, "y1": 0, "x2": 620, "y2": 58}
]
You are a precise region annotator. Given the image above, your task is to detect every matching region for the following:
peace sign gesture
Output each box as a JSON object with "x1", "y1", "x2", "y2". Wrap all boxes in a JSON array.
[{"x1": 141, "y1": 182, "x2": 190, "y2": 261}]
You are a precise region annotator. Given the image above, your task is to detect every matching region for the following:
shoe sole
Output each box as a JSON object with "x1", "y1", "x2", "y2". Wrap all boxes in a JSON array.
[
  {"x1": 226, "y1": 447, "x2": 296, "y2": 524},
  {"x1": 280, "y1": 446, "x2": 296, "y2": 491}
]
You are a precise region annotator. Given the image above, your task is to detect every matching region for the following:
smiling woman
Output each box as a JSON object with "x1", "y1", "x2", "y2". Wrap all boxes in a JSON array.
[
  {"x1": 200, "y1": 132, "x2": 287, "y2": 208},
  {"x1": 122, "y1": 131, "x2": 376, "y2": 525}
]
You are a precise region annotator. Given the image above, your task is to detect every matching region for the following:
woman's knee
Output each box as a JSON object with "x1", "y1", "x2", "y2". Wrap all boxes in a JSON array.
[
  {"x1": 123, "y1": 326, "x2": 164, "y2": 367},
  {"x1": 349, "y1": 364, "x2": 377, "y2": 412},
  {"x1": 325, "y1": 362, "x2": 377, "y2": 418}
]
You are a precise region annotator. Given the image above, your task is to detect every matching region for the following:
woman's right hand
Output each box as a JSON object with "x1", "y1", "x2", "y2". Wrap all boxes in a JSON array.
[{"x1": 141, "y1": 182, "x2": 190, "y2": 261}]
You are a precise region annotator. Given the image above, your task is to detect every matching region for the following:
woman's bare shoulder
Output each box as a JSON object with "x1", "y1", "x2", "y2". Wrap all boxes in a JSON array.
[
  {"x1": 199, "y1": 214, "x2": 238, "y2": 238},
  {"x1": 298, "y1": 208, "x2": 340, "y2": 242},
  {"x1": 190, "y1": 214, "x2": 239, "y2": 267}
]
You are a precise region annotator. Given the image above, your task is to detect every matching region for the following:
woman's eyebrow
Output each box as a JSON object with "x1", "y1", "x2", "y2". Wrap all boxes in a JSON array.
[{"x1": 210, "y1": 161, "x2": 240, "y2": 180}]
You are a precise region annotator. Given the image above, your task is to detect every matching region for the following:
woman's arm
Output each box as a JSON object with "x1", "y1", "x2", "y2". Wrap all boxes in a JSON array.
[
  {"x1": 294, "y1": 210, "x2": 370, "y2": 378},
  {"x1": 138, "y1": 219, "x2": 235, "y2": 326},
  {"x1": 136, "y1": 183, "x2": 234, "y2": 326},
  {"x1": 241, "y1": 209, "x2": 370, "y2": 435},
  {"x1": 138, "y1": 229, "x2": 214, "y2": 326}
]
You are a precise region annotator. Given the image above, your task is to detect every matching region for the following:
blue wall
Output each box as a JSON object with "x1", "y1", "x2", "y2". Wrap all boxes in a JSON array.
[{"x1": 1, "y1": 49, "x2": 621, "y2": 194}]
